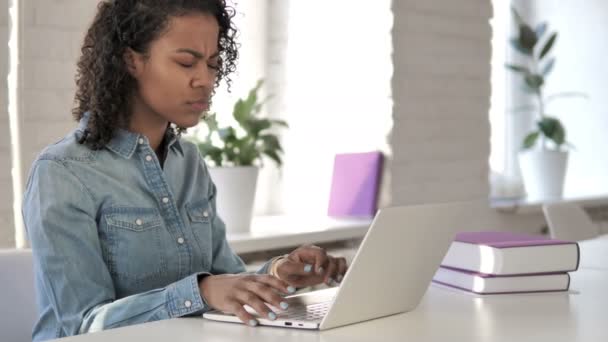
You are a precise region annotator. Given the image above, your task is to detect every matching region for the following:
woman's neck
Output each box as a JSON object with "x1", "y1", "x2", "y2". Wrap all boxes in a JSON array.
[{"x1": 128, "y1": 98, "x2": 168, "y2": 153}]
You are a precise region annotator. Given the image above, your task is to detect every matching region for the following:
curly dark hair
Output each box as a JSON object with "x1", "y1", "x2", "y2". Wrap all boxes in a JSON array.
[{"x1": 73, "y1": 0, "x2": 238, "y2": 150}]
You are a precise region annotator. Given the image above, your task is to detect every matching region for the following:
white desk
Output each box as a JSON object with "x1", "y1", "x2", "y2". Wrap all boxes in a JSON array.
[
  {"x1": 55, "y1": 268, "x2": 608, "y2": 342},
  {"x1": 228, "y1": 216, "x2": 372, "y2": 254},
  {"x1": 578, "y1": 235, "x2": 608, "y2": 270}
]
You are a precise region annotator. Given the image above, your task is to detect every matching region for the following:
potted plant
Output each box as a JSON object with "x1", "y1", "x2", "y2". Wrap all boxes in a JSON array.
[
  {"x1": 506, "y1": 7, "x2": 585, "y2": 199},
  {"x1": 192, "y1": 80, "x2": 288, "y2": 233}
]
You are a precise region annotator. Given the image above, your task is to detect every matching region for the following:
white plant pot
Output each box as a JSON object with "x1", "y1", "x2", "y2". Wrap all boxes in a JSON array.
[
  {"x1": 208, "y1": 166, "x2": 259, "y2": 234},
  {"x1": 518, "y1": 150, "x2": 568, "y2": 200}
]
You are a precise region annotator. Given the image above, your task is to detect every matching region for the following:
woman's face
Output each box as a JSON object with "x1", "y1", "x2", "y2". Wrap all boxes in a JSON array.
[{"x1": 127, "y1": 13, "x2": 220, "y2": 128}]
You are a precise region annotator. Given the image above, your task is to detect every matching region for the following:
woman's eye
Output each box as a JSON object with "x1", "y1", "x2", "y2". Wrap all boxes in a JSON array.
[
  {"x1": 207, "y1": 64, "x2": 220, "y2": 71},
  {"x1": 178, "y1": 62, "x2": 194, "y2": 68}
]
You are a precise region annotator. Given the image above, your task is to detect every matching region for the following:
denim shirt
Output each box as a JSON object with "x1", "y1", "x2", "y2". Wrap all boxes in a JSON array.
[{"x1": 23, "y1": 115, "x2": 271, "y2": 341}]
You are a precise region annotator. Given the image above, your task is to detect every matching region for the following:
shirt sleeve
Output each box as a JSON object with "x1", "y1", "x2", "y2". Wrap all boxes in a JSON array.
[{"x1": 23, "y1": 159, "x2": 211, "y2": 338}]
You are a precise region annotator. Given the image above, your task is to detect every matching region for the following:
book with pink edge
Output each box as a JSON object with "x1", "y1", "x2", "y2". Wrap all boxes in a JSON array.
[
  {"x1": 432, "y1": 266, "x2": 571, "y2": 294},
  {"x1": 439, "y1": 231, "x2": 580, "y2": 276}
]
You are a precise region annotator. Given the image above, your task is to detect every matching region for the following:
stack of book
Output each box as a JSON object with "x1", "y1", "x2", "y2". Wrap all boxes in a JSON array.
[{"x1": 432, "y1": 231, "x2": 580, "y2": 294}]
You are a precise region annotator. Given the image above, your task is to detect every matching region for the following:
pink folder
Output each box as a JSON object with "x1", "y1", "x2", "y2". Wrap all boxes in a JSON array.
[{"x1": 327, "y1": 151, "x2": 383, "y2": 218}]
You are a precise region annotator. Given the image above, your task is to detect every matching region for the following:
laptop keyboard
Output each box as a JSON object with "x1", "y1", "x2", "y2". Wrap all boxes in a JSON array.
[{"x1": 273, "y1": 301, "x2": 331, "y2": 321}]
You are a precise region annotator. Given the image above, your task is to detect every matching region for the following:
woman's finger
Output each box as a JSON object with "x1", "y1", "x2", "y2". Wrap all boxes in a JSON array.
[
  {"x1": 245, "y1": 279, "x2": 290, "y2": 312},
  {"x1": 290, "y1": 245, "x2": 329, "y2": 275},
  {"x1": 323, "y1": 256, "x2": 338, "y2": 285},
  {"x1": 228, "y1": 301, "x2": 258, "y2": 327},
  {"x1": 235, "y1": 289, "x2": 276, "y2": 321},
  {"x1": 277, "y1": 258, "x2": 317, "y2": 278},
  {"x1": 336, "y1": 257, "x2": 348, "y2": 282},
  {"x1": 256, "y1": 274, "x2": 296, "y2": 295}
]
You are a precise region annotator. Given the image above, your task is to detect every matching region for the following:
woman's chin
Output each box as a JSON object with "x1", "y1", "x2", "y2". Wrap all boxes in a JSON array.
[{"x1": 174, "y1": 114, "x2": 203, "y2": 128}]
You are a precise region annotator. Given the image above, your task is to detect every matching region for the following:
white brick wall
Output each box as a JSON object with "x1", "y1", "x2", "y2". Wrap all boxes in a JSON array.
[
  {"x1": 18, "y1": 0, "x2": 99, "y2": 181},
  {"x1": 389, "y1": 0, "x2": 545, "y2": 233},
  {"x1": 0, "y1": 0, "x2": 99, "y2": 247},
  {"x1": 390, "y1": 0, "x2": 493, "y2": 205}
]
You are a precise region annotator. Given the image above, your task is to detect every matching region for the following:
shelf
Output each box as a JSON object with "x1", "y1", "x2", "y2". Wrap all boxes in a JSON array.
[
  {"x1": 491, "y1": 193, "x2": 608, "y2": 214},
  {"x1": 226, "y1": 216, "x2": 372, "y2": 254}
]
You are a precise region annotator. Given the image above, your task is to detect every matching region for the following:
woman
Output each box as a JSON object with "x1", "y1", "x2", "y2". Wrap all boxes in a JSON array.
[{"x1": 22, "y1": 1, "x2": 347, "y2": 340}]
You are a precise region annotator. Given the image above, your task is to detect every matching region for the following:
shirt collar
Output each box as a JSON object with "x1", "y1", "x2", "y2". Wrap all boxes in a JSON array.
[{"x1": 77, "y1": 112, "x2": 184, "y2": 159}]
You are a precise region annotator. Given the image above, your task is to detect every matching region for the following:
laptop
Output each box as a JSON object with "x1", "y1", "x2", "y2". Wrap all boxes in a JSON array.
[{"x1": 203, "y1": 203, "x2": 457, "y2": 330}]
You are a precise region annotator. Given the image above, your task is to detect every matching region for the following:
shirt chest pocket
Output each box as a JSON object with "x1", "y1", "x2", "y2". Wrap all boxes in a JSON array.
[
  {"x1": 100, "y1": 207, "x2": 167, "y2": 282},
  {"x1": 186, "y1": 200, "x2": 213, "y2": 262}
]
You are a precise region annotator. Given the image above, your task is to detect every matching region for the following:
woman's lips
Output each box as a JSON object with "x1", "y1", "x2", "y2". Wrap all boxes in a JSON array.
[{"x1": 189, "y1": 101, "x2": 209, "y2": 111}]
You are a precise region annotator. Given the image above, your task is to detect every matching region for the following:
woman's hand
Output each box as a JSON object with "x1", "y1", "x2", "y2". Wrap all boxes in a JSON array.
[
  {"x1": 199, "y1": 274, "x2": 296, "y2": 326},
  {"x1": 275, "y1": 245, "x2": 348, "y2": 288}
]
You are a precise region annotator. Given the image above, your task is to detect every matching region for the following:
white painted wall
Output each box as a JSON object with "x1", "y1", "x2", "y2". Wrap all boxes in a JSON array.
[{"x1": 528, "y1": 0, "x2": 608, "y2": 198}]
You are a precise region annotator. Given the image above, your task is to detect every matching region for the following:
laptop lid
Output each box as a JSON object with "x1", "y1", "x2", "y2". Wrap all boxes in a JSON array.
[{"x1": 319, "y1": 202, "x2": 457, "y2": 330}]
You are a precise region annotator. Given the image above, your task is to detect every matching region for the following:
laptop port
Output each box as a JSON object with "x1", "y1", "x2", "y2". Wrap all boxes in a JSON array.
[{"x1": 285, "y1": 322, "x2": 292, "y2": 326}]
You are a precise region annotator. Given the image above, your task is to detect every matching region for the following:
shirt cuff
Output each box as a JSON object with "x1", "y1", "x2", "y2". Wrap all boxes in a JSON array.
[
  {"x1": 166, "y1": 272, "x2": 211, "y2": 317},
  {"x1": 256, "y1": 258, "x2": 277, "y2": 275}
]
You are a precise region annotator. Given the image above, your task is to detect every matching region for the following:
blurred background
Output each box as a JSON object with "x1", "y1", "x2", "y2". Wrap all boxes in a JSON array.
[{"x1": 1, "y1": 0, "x2": 607, "y2": 250}]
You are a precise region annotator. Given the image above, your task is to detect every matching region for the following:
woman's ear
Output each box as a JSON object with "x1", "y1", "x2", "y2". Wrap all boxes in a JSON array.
[{"x1": 123, "y1": 48, "x2": 142, "y2": 77}]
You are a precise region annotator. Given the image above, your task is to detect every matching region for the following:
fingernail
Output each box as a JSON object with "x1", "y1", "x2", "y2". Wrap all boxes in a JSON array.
[
  {"x1": 248, "y1": 319, "x2": 258, "y2": 327},
  {"x1": 337, "y1": 274, "x2": 343, "y2": 282},
  {"x1": 287, "y1": 286, "x2": 296, "y2": 294},
  {"x1": 280, "y1": 301, "x2": 289, "y2": 310},
  {"x1": 268, "y1": 312, "x2": 277, "y2": 320},
  {"x1": 304, "y1": 264, "x2": 312, "y2": 273},
  {"x1": 317, "y1": 267, "x2": 324, "y2": 274}
]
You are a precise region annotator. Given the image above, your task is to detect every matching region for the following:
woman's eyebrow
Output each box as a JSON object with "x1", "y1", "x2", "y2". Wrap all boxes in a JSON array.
[{"x1": 174, "y1": 48, "x2": 219, "y2": 59}]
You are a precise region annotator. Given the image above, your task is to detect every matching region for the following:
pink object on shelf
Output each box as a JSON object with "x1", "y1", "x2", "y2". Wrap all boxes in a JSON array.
[{"x1": 327, "y1": 151, "x2": 383, "y2": 218}]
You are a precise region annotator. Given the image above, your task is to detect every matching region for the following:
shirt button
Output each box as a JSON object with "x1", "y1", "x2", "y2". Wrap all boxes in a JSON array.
[
  {"x1": 184, "y1": 300, "x2": 192, "y2": 308},
  {"x1": 177, "y1": 237, "x2": 185, "y2": 244},
  {"x1": 162, "y1": 197, "x2": 169, "y2": 204},
  {"x1": 138, "y1": 138, "x2": 144, "y2": 145},
  {"x1": 135, "y1": 219, "x2": 143, "y2": 226},
  {"x1": 203, "y1": 211, "x2": 209, "y2": 218},
  {"x1": 145, "y1": 155, "x2": 153, "y2": 162}
]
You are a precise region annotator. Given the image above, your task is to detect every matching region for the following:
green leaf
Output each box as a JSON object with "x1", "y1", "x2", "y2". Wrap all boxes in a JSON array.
[
  {"x1": 263, "y1": 149, "x2": 283, "y2": 167},
  {"x1": 234, "y1": 138, "x2": 258, "y2": 166},
  {"x1": 524, "y1": 74, "x2": 544, "y2": 90},
  {"x1": 246, "y1": 118, "x2": 272, "y2": 138},
  {"x1": 535, "y1": 22, "x2": 548, "y2": 39},
  {"x1": 542, "y1": 58, "x2": 555, "y2": 76},
  {"x1": 505, "y1": 63, "x2": 530, "y2": 74},
  {"x1": 232, "y1": 99, "x2": 249, "y2": 126},
  {"x1": 197, "y1": 143, "x2": 223, "y2": 166},
  {"x1": 218, "y1": 127, "x2": 237, "y2": 143},
  {"x1": 511, "y1": 6, "x2": 524, "y2": 26},
  {"x1": 551, "y1": 123, "x2": 566, "y2": 146},
  {"x1": 270, "y1": 119, "x2": 289, "y2": 128},
  {"x1": 203, "y1": 113, "x2": 219, "y2": 136},
  {"x1": 510, "y1": 37, "x2": 532, "y2": 56},
  {"x1": 233, "y1": 81, "x2": 265, "y2": 127},
  {"x1": 260, "y1": 135, "x2": 283, "y2": 152},
  {"x1": 519, "y1": 24, "x2": 538, "y2": 50},
  {"x1": 537, "y1": 117, "x2": 566, "y2": 146},
  {"x1": 523, "y1": 131, "x2": 540, "y2": 149},
  {"x1": 539, "y1": 32, "x2": 558, "y2": 59}
]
